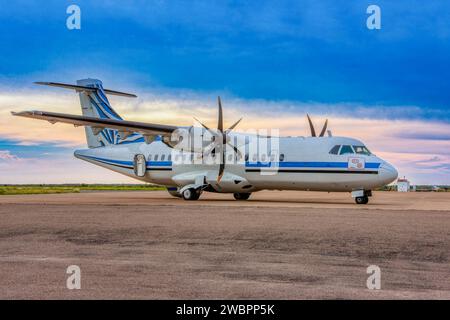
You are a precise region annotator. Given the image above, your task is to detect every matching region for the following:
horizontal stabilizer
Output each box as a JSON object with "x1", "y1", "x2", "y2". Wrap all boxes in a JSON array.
[{"x1": 34, "y1": 82, "x2": 137, "y2": 98}]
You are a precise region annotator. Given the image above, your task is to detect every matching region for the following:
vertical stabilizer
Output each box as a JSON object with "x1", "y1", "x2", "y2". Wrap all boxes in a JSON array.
[{"x1": 76, "y1": 78, "x2": 122, "y2": 148}]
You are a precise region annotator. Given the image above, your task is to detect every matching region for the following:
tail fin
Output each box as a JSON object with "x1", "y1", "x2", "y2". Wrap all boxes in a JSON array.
[
  {"x1": 36, "y1": 79, "x2": 136, "y2": 148},
  {"x1": 77, "y1": 79, "x2": 123, "y2": 147}
]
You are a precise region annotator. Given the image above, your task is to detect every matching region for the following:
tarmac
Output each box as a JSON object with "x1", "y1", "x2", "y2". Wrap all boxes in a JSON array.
[{"x1": 0, "y1": 190, "x2": 449, "y2": 299}]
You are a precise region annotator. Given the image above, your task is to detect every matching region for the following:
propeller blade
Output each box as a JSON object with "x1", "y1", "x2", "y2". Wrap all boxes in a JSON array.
[
  {"x1": 227, "y1": 142, "x2": 242, "y2": 158},
  {"x1": 193, "y1": 117, "x2": 211, "y2": 131},
  {"x1": 226, "y1": 117, "x2": 242, "y2": 132},
  {"x1": 306, "y1": 114, "x2": 316, "y2": 137},
  {"x1": 216, "y1": 96, "x2": 225, "y2": 183},
  {"x1": 217, "y1": 146, "x2": 225, "y2": 182},
  {"x1": 319, "y1": 119, "x2": 328, "y2": 137},
  {"x1": 217, "y1": 96, "x2": 223, "y2": 133},
  {"x1": 202, "y1": 140, "x2": 219, "y2": 157},
  {"x1": 193, "y1": 116, "x2": 217, "y2": 135}
]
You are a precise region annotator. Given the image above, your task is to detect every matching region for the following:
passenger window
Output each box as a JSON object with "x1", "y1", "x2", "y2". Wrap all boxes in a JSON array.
[
  {"x1": 161, "y1": 154, "x2": 165, "y2": 161},
  {"x1": 339, "y1": 145, "x2": 354, "y2": 155},
  {"x1": 252, "y1": 155, "x2": 257, "y2": 162},
  {"x1": 168, "y1": 154, "x2": 172, "y2": 161},
  {"x1": 329, "y1": 145, "x2": 340, "y2": 155},
  {"x1": 245, "y1": 154, "x2": 249, "y2": 162},
  {"x1": 261, "y1": 154, "x2": 267, "y2": 162},
  {"x1": 155, "y1": 154, "x2": 159, "y2": 161},
  {"x1": 279, "y1": 154, "x2": 285, "y2": 162}
]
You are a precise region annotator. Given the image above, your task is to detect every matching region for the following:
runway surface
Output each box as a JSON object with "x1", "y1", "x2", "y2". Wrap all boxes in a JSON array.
[{"x1": 0, "y1": 190, "x2": 449, "y2": 299}]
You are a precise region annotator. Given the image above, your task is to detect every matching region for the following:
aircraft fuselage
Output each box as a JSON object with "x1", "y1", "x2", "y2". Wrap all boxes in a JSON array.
[{"x1": 74, "y1": 135, "x2": 398, "y2": 194}]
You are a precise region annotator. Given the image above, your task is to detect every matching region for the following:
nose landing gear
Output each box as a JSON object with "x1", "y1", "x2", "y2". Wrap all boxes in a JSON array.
[
  {"x1": 352, "y1": 190, "x2": 372, "y2": 205},
  {"x1": 355, "y1": 196, "x2": 369, "y2": 204}
]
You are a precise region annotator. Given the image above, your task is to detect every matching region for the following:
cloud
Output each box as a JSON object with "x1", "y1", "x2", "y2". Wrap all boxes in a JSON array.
[
  {"x1": 393, "y1": 132, "x2": 450, "y2": 141},
  {"x1": 419, "y1": 156, "x2": 441, "y2": 163},
  {"x1": 83, "y1": 1, "x2": 450, "y2": 41},
  {"x1": 0, "y1": 150, "x2": 20, "y2": 162},
  {"x1": 3, "y1": 1, "x2": 450, "y2": 110},
  {"x1": 0, "y1": 88, "x2": 86, "y2": 146}
]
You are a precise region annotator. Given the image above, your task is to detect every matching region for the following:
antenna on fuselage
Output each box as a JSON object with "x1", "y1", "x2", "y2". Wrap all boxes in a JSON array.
[{"x1": 306, "y1": 114, "x2": 328, "y2": 137}]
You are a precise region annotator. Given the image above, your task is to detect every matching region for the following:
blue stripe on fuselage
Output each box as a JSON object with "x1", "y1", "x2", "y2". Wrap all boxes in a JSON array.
[
  {"x1": 245, "y1": 161, "x2": 381, "y2": 168},
  {"x1": 78, "y1": 155, "x2": 380, "y2": 170},
  {"x1": 78, "y1": 155, "x2": 172, "y2": 168},
  {"x1": 147, "y1": 161, "x2": 172, "y2": 167}
]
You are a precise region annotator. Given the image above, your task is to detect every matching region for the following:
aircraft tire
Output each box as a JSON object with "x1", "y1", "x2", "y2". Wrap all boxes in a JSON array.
[
  {"x1": 355, "y1": 196, "x2": 369, "y2": 204},
  {"x1": 182, "y1": 188, "x2": 200, "y2": 201},
  {"x1": 233, "y1": 193, "x2": 251, "y2": 200}
]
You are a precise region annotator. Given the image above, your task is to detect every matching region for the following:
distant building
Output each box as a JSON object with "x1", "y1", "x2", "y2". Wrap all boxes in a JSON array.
[{"x1": 397, "y1": 178, "x2": 410, "y2": 192}]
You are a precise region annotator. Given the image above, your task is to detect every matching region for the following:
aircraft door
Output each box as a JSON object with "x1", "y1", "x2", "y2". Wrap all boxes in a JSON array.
[{"x1": 133, "y1": 154, "x2": 147, "y2": 177}]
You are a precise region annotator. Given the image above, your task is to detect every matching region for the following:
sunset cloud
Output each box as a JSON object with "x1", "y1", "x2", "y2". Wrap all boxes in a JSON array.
[{"x1": 0, "y1": 150, "x2": 19, "y2": 162}]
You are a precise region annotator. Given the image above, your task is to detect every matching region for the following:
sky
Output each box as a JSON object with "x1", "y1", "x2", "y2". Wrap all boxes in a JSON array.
[{"x1": 0, "y1": 0, "x2": 449, "y2": 184}]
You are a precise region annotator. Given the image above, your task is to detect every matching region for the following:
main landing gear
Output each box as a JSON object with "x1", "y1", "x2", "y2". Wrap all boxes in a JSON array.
[
  {"x1": 182, "y1": 190, "x2": 252, "y2": 201},
  {"x1": 180, "y1": 188, "x2": 252, "y2": 201},
  {"x1": 233, "y1": 193, "x2": 251, "y2": 200},
  {"x1": 182, "y1": 188, "x2": 201, "y2": 201}
]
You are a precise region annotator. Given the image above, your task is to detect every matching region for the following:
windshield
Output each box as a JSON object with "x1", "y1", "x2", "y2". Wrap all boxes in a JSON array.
[
  {"x1": 329, "y1": 145, "x2": 340, "y2": 155},
  {"x1": 339, "y1": 145, "x2": 354, "y2": 155},
  {"x1": 353, "y1": 145, "x2": 371, "y2": 155}
]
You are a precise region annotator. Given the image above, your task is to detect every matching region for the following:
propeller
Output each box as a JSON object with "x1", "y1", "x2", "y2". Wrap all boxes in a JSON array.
[
  {"x1": 195, "y1": 97, "x2": 243, "y2": 183},
  {"x1": 306, "y1": 114, "x2": 328, "y2": 137}
]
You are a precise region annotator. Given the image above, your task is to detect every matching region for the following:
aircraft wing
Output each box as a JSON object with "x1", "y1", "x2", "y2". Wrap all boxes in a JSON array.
[{"x1": 11, "y1": 110, "x2": 179, "y2": 141}]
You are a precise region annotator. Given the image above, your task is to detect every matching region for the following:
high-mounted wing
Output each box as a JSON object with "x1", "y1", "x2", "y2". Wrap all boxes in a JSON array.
[{"x1": 11, "y1": 110, "x2": 179, "y2": 144}]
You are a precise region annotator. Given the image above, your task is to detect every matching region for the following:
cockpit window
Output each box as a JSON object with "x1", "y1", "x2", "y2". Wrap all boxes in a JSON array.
[
  {"x1": 339, "y1": 145, "x2": 354, "y2": 155},
  {"x1": 353, "y1": 145, "x2": 371, "y2": 155},
  {"x1": 329, "y1": 145, "x2": 340, "y2": 155}
]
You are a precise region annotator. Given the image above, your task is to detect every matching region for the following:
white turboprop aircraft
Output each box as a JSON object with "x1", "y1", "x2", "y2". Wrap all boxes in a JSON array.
[{"x1": 12, "y1": 79, "x2": 398, "y2": 204}]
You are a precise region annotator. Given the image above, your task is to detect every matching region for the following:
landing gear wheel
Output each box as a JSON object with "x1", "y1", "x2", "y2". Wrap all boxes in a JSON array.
[
  {"x1": 233, "y1": 193, "x2": 251, "y2": 200},
  {"x1": 182, "y1": 188, "x2": 200, "y2": 201},
  {"x1": 355, "y1": 196, "x2": 369, "y2": 204}
]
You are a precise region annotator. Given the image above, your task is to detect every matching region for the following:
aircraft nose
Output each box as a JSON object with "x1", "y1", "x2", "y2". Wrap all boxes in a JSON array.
[{"x1": 379, "y1": 161, "x2": 398, "y2": 185}]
